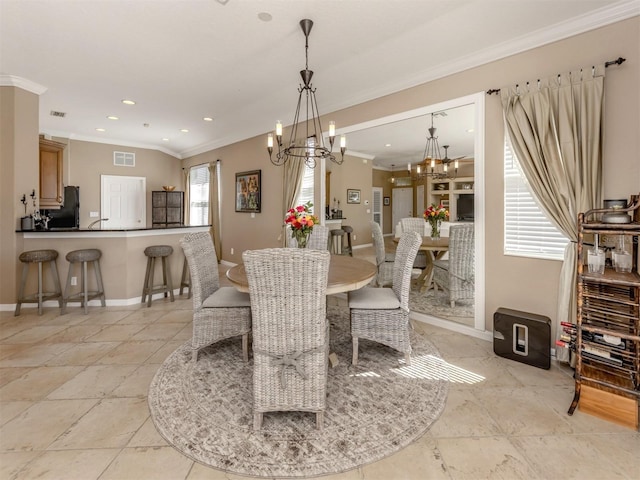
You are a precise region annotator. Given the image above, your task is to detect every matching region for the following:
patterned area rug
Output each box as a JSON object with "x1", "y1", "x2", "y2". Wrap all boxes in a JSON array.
[{"x1": 148, "y1": 305, "x2": 449, "y2": 478}]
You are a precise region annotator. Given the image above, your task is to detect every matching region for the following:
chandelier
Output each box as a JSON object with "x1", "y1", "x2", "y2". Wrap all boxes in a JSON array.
[
  {"x1": 409, "y1": 113, "x2": 458, "y2": 180},
  {"x1": 267, "y1": 19, "x2": 346, "y2": 169}
]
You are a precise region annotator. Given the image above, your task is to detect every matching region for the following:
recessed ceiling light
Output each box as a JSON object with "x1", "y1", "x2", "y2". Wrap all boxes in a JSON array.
[
  {"x1": 107, "y1": 116, "x2": 119, "y2": 120},
  {"x1": 122, "y1": 99, "x2": 136, "y2": 105},
  {"x1": 162, "y1": 138, "x2": 170, "y2": 142},
  {"x1": 466, "y1": 128, "x2": 474, "y2": 133},
  {"x1": 96, "y1": 128, "x2": 106, "y2": 132},
  {"x1": 385, "y1": 143, "x2": 392, "y2": 147},
  {"x1": 258, "y1": 12, "x2": 272, "y2": 22},
  {"x1": 180, "y1": 129, "x2": 189, "y2": 133},
  {"x1": 203, "y1": 117, "x2": 213, "y2": 122}
]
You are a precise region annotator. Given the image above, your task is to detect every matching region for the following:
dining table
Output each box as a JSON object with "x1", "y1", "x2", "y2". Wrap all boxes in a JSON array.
[
  {"x1": 226, "y1": 253, "x2": 377, "y2": 295},
  {"x1": 394, "y1": 236, "x2": 449, "y2": 292}
]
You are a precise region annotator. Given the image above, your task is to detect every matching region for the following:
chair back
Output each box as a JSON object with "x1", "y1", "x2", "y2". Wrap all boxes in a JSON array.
[
  {"x1": 243, "y1": 248, "x2": 330, "y2": 413},
  {"x1": 449, "y1": 223, "x2": 475, "y2": 282},
  {"x1": 392, "y1": 231, "x2": 422, "y2": 310},
  {"x1": 307, "y1": 224, "x2": 330, "y2": 250},
  {"x1": 370, "y1": 221, "x2": 386, "y2": 267},
  {"x1": 400, "y1": 217, "x2": 426, "y2": 236},
  {"x1": 179, "y1": 232, "x2": 220, "y2": 310}
]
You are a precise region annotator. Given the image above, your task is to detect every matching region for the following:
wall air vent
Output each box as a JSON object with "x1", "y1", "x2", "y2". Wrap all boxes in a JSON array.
[
  {"x1": 50, "y1": 110, "x2": 66, "y2": 117},
  {"x1": 114, "y1": 151, "x2": 135, "y2": 167}
]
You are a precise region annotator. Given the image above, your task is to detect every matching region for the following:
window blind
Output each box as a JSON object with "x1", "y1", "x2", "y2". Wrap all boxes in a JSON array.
[
  {"x1": 295, "y1": 163, "x2": 315, "y2": 212},
  {"x1": 504, "y1": 141, "x2": 569, "y2": 260},
  {"x1": 189, "y1": 164, "x2": 210, "y2": 226}
]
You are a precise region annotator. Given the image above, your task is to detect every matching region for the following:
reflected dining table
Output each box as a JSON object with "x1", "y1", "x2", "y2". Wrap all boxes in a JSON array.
[
  {"x1": 226, "y1": 254, "x2": 377, "y2": 295},
  {"x1": 394, "y1": 236, "x2": 449, "y2": 292}
]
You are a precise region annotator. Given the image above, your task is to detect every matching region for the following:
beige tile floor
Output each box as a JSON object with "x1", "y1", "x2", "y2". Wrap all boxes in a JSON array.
[{"x1": 1, "y1": 249, "x2": 638, "y2": 480}]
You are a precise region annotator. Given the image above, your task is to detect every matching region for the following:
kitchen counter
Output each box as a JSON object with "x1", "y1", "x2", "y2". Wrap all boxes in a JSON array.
[{"x1": 18, "y1": 225, "x2": 210, "y2": 305}]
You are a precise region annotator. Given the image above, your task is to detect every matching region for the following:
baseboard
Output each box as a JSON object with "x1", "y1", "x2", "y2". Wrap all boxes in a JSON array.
[{"x1": 410, "y1": 310, "x2": 493, "y2": 342}]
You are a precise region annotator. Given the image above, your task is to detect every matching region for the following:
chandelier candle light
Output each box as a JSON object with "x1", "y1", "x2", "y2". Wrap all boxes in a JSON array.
[
  {"x1": 410, "y1": 114, "x2": 460, "y2": 180},
  {"x1": 424, "y1": 203, "x2": 449, "y2": 239},
  {"x1": 267, "y1": 19, "x2": 346, "y2": 168},
  {"x1": 285, "y1": 201, "x2": 319, "y2": 248}
]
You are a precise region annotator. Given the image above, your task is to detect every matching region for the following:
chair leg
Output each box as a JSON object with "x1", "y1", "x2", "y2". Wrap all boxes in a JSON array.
[
  {"x1": 164, "y1": 257, "x2": 174, "y2": 302},
  {"x1": 352, "y1": 337, "x2": 359, "y2": 366},
  {"x1": 242, "y1": 333, "x2": 249, "y2": 362},
  {"x1": 82, "y1": 261, "x2": 89, "y2": 314},
  {"x1": 37, "y1": 261, "x2": 44, "y2": 315},
  {"x1": 62, "y1": 262, "x2": 74, "y2": 315},
  {"x1": 49, "y1": 259, "x2": 63, "y2": 308},
  {"x1": 94, "y1": 260, "x2": 106, "y2": 307},
  {"x1": 404, "y1": 352, "x2": 411, "y2": 366},
  {"x1": 316, "y1": 411, "x2": 324, "y2": 430},
  {"x1": 450, "y1": 300, "x2": 455, "y2": 308},
  {"x1": 141, "y1": 257, "x2": 152, "y2": 304},
  {"x1": 146, "y1": 257, "x2": 156, "y2": 307},
  {"x1": 253, "y1": 412, "x2": 263, "y2": 431},
  {"x1": 14, "y1": 263, "x2": 29, "y2": 316},
  {"x1": 192, "y1": 348, "x2": 199, "y2": 363}
]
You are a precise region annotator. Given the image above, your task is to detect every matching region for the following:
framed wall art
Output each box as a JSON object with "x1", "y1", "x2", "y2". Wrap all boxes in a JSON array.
[
  {"x1": 235, "y1": 170, "x2": 261, "y2": 213},
  {"x1": 347, "y1": 189, "x2": 361, "y2": 204}
]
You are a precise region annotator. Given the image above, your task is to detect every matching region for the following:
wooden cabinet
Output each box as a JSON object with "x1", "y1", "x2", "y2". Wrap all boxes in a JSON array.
[
  {"x1": 152, "y1": 191, "x2": 184, "y2": 227},
  {"x1": 39, "y1": 137, "x2": 65, "y2": 208},
  {"x1": 568, "y1": 200, "x2": 640, "y2": 430},
  {"x1": 428, "y1": 176, "x2": 474, "y2": 221}
]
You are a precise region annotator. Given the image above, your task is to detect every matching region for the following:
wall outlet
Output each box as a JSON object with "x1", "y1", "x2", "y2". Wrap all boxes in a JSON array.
[
  {"x1": 89, "y1": 211, "x2": 99, "y2": 218},
  {"x1": 353, "y1": 234, "x2": 357, "y2": 241},
  {"x1": 230, "y1": 248, "x2": 234, "y2": 255},
  {"x1": 71, "y1": 276, "x2": 77, "y2": 286}
]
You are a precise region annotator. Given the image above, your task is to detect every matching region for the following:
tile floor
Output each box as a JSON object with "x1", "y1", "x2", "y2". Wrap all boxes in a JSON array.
[{"x1": 1, "y1": 250, "x2": 638, "y2": 480}]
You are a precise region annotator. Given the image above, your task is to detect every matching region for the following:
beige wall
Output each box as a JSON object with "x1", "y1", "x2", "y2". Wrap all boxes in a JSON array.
[
  {"x1": 372, "y1": 168, "x2": 394, "y2": 234},
  {"x1": 62, "y1": 139, "x2": 182, "y2": 228},
  {"x1": 3, "y1": 18, "x2": 639, "y2": 334}
]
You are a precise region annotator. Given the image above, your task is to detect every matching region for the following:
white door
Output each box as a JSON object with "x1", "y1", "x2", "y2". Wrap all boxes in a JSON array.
[
  {"x1": 392, "y1": 187, "x2": 413, "y2": 229},
  {"x1": 101, "y1": 175, "x2": 146, "y2": 229},
  {"x1": 372, "y1": 187, "x2": 383, "y2": 226}
]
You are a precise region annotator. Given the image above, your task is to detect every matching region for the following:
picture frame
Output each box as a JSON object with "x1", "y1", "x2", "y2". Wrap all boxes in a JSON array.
[
  {"x1": 347, "y1": 189, "x2": 361, "y2": 204},
  {"x1": 383, "y1": 196, "x2": 390, "y2": 206},
  {"x1": 235, "y1": 170, "x2": 261, "y2": 213}
]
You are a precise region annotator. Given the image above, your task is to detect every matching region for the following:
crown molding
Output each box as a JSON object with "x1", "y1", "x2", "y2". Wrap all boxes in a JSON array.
[{"x1": 0, "y1": 75, "x2": 47, "y2": 95}]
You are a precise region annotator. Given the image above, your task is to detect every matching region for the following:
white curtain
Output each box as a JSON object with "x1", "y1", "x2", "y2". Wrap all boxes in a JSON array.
[
  {"x1": 281, "y1": 159, "x2": 306, "y2": 246},
  {"x1": 183, "y1": 168, "x2": 190, "y2": 226},
  {"x1": 500, "y1": 65, "x2": 605, "y2": 362},
  {"x1": 209, "y1": 162, "x2": 222, "y2": 261}
]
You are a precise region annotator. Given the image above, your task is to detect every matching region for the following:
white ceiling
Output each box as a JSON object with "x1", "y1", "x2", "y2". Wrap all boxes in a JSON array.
[{"x1": 1, "y1": 0, "x2": 637, "y2": 167}]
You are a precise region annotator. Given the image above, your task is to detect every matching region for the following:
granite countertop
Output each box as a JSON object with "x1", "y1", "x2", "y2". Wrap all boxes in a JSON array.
[{"x1": 17, "y1": 225, "x2": 210, "y2": 233}]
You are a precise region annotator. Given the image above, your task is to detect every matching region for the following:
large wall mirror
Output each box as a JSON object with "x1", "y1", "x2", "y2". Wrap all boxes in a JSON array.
[{"x1": 323, "y1": 93, "x2": 486, "y2": 333}]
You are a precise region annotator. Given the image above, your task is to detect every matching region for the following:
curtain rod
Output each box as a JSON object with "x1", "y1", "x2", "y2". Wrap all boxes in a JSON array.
[{"x1": 485, "y1": 56, "x2": 626, "y2": 95}]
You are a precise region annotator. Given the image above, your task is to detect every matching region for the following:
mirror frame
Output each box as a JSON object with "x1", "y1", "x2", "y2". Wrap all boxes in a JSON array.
[{"x1": 323, "y1": 92, "x2": 486, "y2": 334}]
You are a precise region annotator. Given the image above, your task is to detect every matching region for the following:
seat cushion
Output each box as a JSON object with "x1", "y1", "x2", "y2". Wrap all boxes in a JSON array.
[
  {"x1": 348, "y1": 287, "x2": 400, "y2": 310},
  {"x1": 202, "y1": 287, "x2": 251, "y2": 308}
]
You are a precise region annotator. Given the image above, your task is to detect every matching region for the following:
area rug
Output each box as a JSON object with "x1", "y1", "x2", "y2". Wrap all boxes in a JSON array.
[
  {"x1": 409, "y1": 286, "x2": 474, "y2": 326},
  {"x1": 148, "y1": 305, "x2": 449, "y2": 478}
]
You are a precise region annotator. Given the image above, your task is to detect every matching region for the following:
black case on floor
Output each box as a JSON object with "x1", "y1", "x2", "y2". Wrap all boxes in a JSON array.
[{"x1": 493, "y1": 307, "x2": 551, "y2": 369}]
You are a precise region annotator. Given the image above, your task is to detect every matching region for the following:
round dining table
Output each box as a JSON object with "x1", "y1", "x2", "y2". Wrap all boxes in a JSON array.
[
  {"x1": 226, "y1": 254, "x2": 377, "y2": 295},
  {"x1": 393, "y1": 236, "x2": 449, "y2": 292}
]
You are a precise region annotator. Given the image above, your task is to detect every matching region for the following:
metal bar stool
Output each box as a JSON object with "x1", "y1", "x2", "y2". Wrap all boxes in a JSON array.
[
  {"x1": 141, "y1": 245, "x2": 174, "y2": 307},
  {"x1": 341, "y1": 225, "x2": 354, "y2": 256},
  {"x1": 330, "y1": 229, "x2": 346, "y2": 255},
  {"x1": 180, "y1": 256, "x2": 191, "y2": 298},
  {"x1": 62, "y1": 249, "x2": 106, "y2": 314},
  {"x1": 15, "y1": 249, "x2": 63, "y2": 316}
]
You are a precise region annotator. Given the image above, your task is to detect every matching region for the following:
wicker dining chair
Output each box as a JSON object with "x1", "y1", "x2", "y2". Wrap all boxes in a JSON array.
[
  {"x1": 180, "y1": 232, "x2": 251, "y2": 363},
  {"x1": 243, "y1": 248, "x2": 330, "y2": 431},
  {"x1": 370, "y1": 221, "x2": 394, "y2": 287},
  {"x1": 306, "y1": 224, "x2": 330, "y2": 250},
  {"x1": 399, "y1": 217, "x2": 428, "y2": 269},
  {"x1": 433, "y1": 223, "x2": 475, "y2": 307},
  {"x1": 348, "y1": 231, "x2": 421, "y2": 366}
]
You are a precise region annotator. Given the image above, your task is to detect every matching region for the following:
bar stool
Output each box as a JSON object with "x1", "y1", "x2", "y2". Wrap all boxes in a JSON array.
[
  {"x1": 330, "y1": 229, "x2": 346, "y2": 255},
  {"x1": 180, "y1": 256, "x2": 191, "y2": 298},
  {"x1": 341, "y1": 225, "x2": 354, "y2": 256},
  {"x1": 15, "y1": 249, "x2": 63, "y2": 316},
  {"x1": 142, "y1": 245, "x2": 174, "y2": 307},
  {"x1": 62, "y1": 249, "x2": 106, "y2": 314}
]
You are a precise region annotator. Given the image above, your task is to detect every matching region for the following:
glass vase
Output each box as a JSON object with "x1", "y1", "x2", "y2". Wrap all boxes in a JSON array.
[
  {"x1": 429, "y1": 219, "x2": 441, "y2": 239},
  {"x1": 293, "y1": 230, "x2": 309, "y2": 248}
]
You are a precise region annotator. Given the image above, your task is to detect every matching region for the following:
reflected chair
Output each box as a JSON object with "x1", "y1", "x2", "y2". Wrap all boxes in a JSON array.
[
  {"x1": 370, "y1": 221, "x2": 394, "y2": 287},
  {"x1": 399, "y1": 217, "x2": 428, "y2": 269},
  {"x1": 348, "y1": 231, "x2": 421, "y2": 366},
  {"x1": 180, "y1": 232, "x2": 251, "y2": 363},
  {"x1": 433, "y1": 223, "x2": 474, "y2": 307},
  {"x1": 243, "y1": 248, "x2": 331, "y2": 430}
]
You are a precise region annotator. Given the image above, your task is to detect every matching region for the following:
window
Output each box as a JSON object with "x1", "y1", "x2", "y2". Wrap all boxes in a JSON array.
[
  {"x1": 295, "y1": 163, "x2": 315, "y2": 211},
  {"x1": 504, "y1": 140, "x2": 569, "y2": 260},
  {"x1": 189, "y1": 164, "x2": 210, "y2": 226}
]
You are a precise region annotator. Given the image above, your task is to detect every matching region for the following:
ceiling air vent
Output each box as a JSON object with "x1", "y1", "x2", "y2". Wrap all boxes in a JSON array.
[
  {"x1": 114, "y1": 151, "x2": 135, "y2": 167},
  {"x1": 50, "y1": 110, "x2": 66, "y2": 117}
]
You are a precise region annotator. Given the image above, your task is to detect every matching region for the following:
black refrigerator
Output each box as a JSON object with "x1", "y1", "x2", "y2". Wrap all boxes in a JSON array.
[{"x1": 45, "y1": 186, "x2": 80, "y2": 229}]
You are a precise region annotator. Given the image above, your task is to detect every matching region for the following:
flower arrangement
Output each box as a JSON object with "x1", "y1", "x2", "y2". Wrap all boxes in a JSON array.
[
  {"x1": 423, "y1": 203, "x2": 449, "y2": 238},
  {"x1": 285, "y1": 201, "x2": 319, "y2": 248}
]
